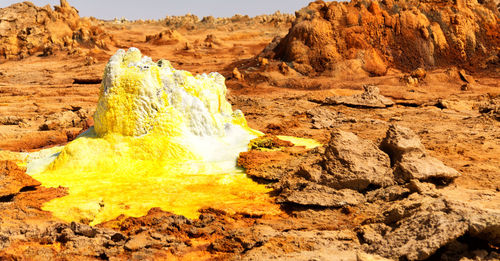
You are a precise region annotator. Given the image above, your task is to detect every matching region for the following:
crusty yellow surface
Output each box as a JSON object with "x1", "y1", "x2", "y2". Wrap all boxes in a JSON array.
[
  {"x1": 32, "y1": 133, "x2": 278, "y2": 225},
  {"x1": 27, "y1": 48, "x2": 321, "y2": 225},
  {"x1": 29, "y1": 48, "x2": 281, "y2": 225},
  {"x1": 276, "y1": 136, "x2": 322, "y2": 149}
]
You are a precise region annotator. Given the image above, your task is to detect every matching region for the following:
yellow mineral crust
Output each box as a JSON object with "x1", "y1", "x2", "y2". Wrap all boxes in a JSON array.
[{"x1": 28, "y1": 48, "x2": 280, "y2": 225}]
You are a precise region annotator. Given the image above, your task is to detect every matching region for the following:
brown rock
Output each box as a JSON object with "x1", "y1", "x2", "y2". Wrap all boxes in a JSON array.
[
  {"x1": 306, "y1": 107, "x2": 344, "y2": 129},
  {"x1": 479, "y1": 96, "x2": 500, "y2": 121},
  {"x1": 410, "y1": 68, "x2": 427, "y2": 81},
  {"x1": 278, "y1": 62, "x2": 298, "y2": 76},
  {"x1": 124, "y1": 232, "x2": 153, "y2": 251},
  {"x1": 325, "y1": 85, "x2": 394, "y2": 108},
  {"x1": 323, "y1": 130, "x2": 394, "y2": 191},
  {"x1": 0, "y1": 116, "x2": 25, "y2": 126},
  {"x1": 258, "y1": 57, "x2": 269, "y2": 67},
  {"x1": 381, "y1": 125, "x2": 460, "y2": 183},
  {"x1": 380, "y1": 124, "x2": 425, "y2": 163},
  {"x1": 277, "y1": 181, "x2": 365, "y2": 207},
  {"x1": 238, "y1": 147, "x2": 317, "y2": 181},
  {"x1": 248, "y1": 135, "x2": 293, "y2": 151},
  {"x1": 361, "y1": 49, "x2": 388, "y2": 76},
  {"x1": 396, "y1": 154, "x2": 460, "y2": 183},
  {"x1": 204, "y1": 34, "x2": 222, "y2": 47},
  {"x1": 362, "y1": 195, "x2": 500, "y2": 260},
  {"x1": 38, "y1": 109, "x2": 91, "y2": 131},
  {"x1": 459, "y1": 69, "x2": 475, "y2": 84},
  {"x1": 0, "y1": 161, "x2": 40, "y2": 198}
]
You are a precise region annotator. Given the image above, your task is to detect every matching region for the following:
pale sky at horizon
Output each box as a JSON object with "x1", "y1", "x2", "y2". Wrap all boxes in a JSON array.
[{"x1": 0, "y1": 0, "x2": 314, "y2": 20}]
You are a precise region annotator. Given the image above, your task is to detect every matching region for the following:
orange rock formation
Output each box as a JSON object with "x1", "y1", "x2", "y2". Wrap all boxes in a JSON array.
[
  {"x1": 266, "y1": 0, "x2": 500, "y2": 76},
  {"x1": 0, "y1": 0, "x2": 113, "y2": 60}
]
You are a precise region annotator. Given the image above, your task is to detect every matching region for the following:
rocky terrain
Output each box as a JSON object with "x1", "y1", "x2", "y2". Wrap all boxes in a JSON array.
[
  {"x1": 0, "y1": 0, "x2": 113, "y2": 60},
  {"x1": 0, "y1": 0, "x2": 499, "y2": 260},
  {"x1": 265, "y1": 0, "x2": 499, "y2": 77}
]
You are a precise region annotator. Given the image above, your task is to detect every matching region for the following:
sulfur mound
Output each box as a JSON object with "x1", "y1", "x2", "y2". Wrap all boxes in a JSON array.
[
  {"x1": 265, "y1": 0, "x2": 500, "y2": 76},
  {"x1": 26, "y1": 48, "x2": 279, "y2": 225},
  {"x1": 0, "y1": 0, "x2": 113, "y2": 60}
]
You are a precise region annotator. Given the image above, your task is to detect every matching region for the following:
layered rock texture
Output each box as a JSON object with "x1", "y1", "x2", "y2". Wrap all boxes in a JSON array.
[
  {"x1": 238, "y1": 127, "x2": 500, "y2": 260},
  {"x1": 0, "y1": 0, "x2": 113, "y2": 60},
  {"x1": 265, "y1": 0, "x2": 500, "y2": 76}
]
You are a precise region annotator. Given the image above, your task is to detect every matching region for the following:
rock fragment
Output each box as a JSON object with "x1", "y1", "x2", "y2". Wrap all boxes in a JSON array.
[
  {"x1": 361, "y1": 195, "x2": 500, "y2": 260},
  {"x1": 38, "y1": 109, "x2": 91, "y2": 131},
  {"x1": 306, "y1": 107, "x2": 352, "y2": 129},
  {"x1": 323, "y1": 130, "x2": 394, "y2": 191},
  {"x1": 459, "y1": 69, "x2": 475, "y2": 84},
  {"x1": 124, "y1": 232, "x2": 153, "y2": 251},
  {"x1": 380, "y1": 125, "x2": 460, "y2": 183},
  {"x1": 233, "y1": 67, "x2": 243, "y2": 81},
  {"x1": 324, "y1": 85, "x2": 394, "y2": 108},
  {"x1": 277, "y1": 181, "x2": 365, "y2": 207},
  {"x1": 479, "y1": 95, "x2": 500, "y2": 121},
  {"x1": 0, "y1": 116, "x2": 25, "y2": 126},
  {"x1": 410, "y1": 68, "x2": 427, "y2": 81}
]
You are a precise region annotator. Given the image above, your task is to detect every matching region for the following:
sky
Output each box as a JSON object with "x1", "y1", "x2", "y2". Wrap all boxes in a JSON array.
[{"x1": 0, "y1": 0, "x2": 313, "y2": 20}]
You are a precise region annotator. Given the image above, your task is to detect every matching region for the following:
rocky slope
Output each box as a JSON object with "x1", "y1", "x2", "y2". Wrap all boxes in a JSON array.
[
  {"x1": 264, "y1": 0, "x2": 500, "y2": 76},
  {"x1": 0, "y1": 0, "x2": 113, "y2": 60}
]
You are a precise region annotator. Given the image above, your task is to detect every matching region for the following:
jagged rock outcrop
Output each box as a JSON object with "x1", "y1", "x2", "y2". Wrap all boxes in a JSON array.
[
  {"x1": 162, "y1": 12, "x2": 294, "y2": 29},
  {"x1": 380, "y1": 124, "x2": 460, "y2": 183},
  {"x1": 239, "y1": 126, "x2": 498, "y2": 260},
  {"x1": 323, "y1": 130, "x2": 395, "y2": 191},
  {"x1": 360, "y1": 194, "x2": 500, "y2": 260},
  {"x1": 145, "y1": 29, "x2": 187, "y2": 45},
  {"x1": 265, "y1": 0, "x2": 500, "y2": 76},
  {"x1": 0, "y1": 0, "x2": 113, "y2": 60}
]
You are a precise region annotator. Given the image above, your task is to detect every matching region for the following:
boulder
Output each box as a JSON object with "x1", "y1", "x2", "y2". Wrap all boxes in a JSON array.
[
  {"x1": 323, "y1": 130, "x2": 394, "y2": 191},
  {"x1": 361, "y1": 194, "x2": 500, "y2": 260},
  {"x1": 380, "y1": 125, "x2": 460, "y2": 183}
]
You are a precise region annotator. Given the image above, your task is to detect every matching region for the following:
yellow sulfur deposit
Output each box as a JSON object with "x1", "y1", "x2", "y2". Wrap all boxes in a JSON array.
[
  {"x1": 26, "y1": 48, "x2": 318, "y2": 226},
  {"x1": 276, "y1": 136, "x2": 322, "y2": 149},
  {"x1": 27, "y1": 48, "x2": 279, "y2": 225}
]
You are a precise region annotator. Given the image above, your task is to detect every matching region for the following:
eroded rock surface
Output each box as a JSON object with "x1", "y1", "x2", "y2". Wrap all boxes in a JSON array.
[
  {"x1": 324, "y1": 85, "x2": 395, "y2": 108},
  {"x1": 238, "y1": 124, "x2": 496, "y2": 260},
  {"x1": 265, "y1": 0, "x2": 500, "y2": 76},
  {"x1": 0, "y1": 0, "x2": 113, "y2": 60},
  {"x1": 381, "y1": 124, "x2": 460, "y2": 183},
  {"x1": 360, "y1": 194, "x2": 500, "y2": 260},
  {"x1": 323, "y1": 130, "x2": 394, "y2": 191},
  {"x1": 479, "y1": 95, "x2": 500, "y2": 121},
  {"x1": 145, "y1": 29, "x2": 187, "y2": 46},
  {"x1": 0, "y1": 161, "x2": 40, "y2": 198},
  {"x1": 277, "y1": 181, "x2": 365, "y2": 207}
]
